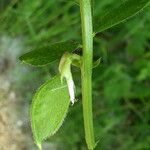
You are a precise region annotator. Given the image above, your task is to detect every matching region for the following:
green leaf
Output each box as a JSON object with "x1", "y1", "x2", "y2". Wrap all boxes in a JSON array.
[
  {"x1": 19, "y1": 41, "x2": 79, "y2": 66},
  {"x1": 31, "y1": 75, "x2": 70, "y2": 146},
  {"x1": 94, "y1": 0, "x2": 150, "y2": 33},
  {"x1": 93, "y1": 58, "x2": 101, "y2": 68}
]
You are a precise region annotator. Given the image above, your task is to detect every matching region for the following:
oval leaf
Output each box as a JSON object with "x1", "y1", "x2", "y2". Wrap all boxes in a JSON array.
[
  {"x1": 94, "y1": 0, "x2": 150, "y2": 33},
  {"x1": 19, "y1": 41, "x2": 79, "y2": 66},
  {"x1": 31, "y1": 75, "x2": 70, "y2": 146}
]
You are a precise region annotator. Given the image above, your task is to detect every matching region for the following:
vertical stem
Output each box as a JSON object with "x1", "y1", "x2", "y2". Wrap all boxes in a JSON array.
[
  {"x1": 37, "y1": 144, "x2": 42, "y2": 150},
  {"x1": 79, "y1": 0, "x2": 95, "y2": 150}
]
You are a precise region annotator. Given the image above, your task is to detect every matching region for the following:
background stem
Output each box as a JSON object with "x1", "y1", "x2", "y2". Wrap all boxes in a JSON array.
[{"x1": 79, "y1": 0, "x2": 95, "y2": 149}]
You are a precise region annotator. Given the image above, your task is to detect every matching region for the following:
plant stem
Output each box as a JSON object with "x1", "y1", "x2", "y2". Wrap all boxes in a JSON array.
[
  {"x1": 79, "y1": 0, "x2": 95, "y2": 149},
  {"x1": 37, "y1": 143, "x2": 42, "y2": 150}
]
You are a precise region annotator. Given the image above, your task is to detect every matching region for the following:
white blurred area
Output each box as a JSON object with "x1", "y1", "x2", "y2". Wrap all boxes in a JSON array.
[
  {"x1": 0, "y1": 36, "x2": 58, "y2": 150},
  {"x1": 0, "y1": 36, "x2": 32, "y2": 150}
]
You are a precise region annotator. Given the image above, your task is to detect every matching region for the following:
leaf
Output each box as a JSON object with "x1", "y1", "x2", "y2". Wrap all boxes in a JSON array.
[
  {"x1": 94, "y1": 0, "x2": 150, "y2": 33},
  {"x1": 31, "y1": 75, "x2": 70, "y2": 146},
  {"x1": 19, "y1": 41, "x2": 79, "y2": 66},
  {"x1": 93, "y1": 58, "x2": 101, "y2": 68}
]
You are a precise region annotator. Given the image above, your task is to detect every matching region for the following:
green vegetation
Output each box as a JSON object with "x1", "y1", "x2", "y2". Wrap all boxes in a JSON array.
[
  {"x1": 31, "y1": 75, "x2": 70, "y2": 146},
  {"x1": 0, "y1": 0, "x2": 150, "y2": 150}
]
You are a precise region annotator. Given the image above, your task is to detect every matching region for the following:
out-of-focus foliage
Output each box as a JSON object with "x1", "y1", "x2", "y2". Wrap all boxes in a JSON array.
[{"x1": 0, "y1": 0, "x2": 150, "y2": 150}]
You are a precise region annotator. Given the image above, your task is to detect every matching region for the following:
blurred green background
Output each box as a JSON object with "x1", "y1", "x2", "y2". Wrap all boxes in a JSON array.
[{"x1": 0, "y1": 0, "x2": 150, "y2": 150}]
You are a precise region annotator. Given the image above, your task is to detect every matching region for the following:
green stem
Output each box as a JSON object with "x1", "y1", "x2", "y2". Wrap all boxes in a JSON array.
[
  {"x1": 79, "y1": 0, "x2": 95, "y2": 149},
  {"x1": 37, "y1": 143, "x2": 42, "y2": 150}
]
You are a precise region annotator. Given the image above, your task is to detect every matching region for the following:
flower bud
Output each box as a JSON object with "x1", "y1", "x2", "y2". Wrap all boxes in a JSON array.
[{"x1": 59, "y1": 52, "x2": 76, "y2": 104}]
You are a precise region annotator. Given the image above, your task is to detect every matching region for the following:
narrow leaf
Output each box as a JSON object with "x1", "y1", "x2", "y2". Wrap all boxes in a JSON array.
[
  {"x1": 93, "y1": 58, "x2": 101, "y2": 68},
  {"x1": 94, "y1": 0, "x2": 150, "y2": 33},
  {"x1": 31, "y1": 75, "x2": 70, "y2": 146},
  {"x1": 19, "y1": 41, "x2": 79, "y2": 66}
]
